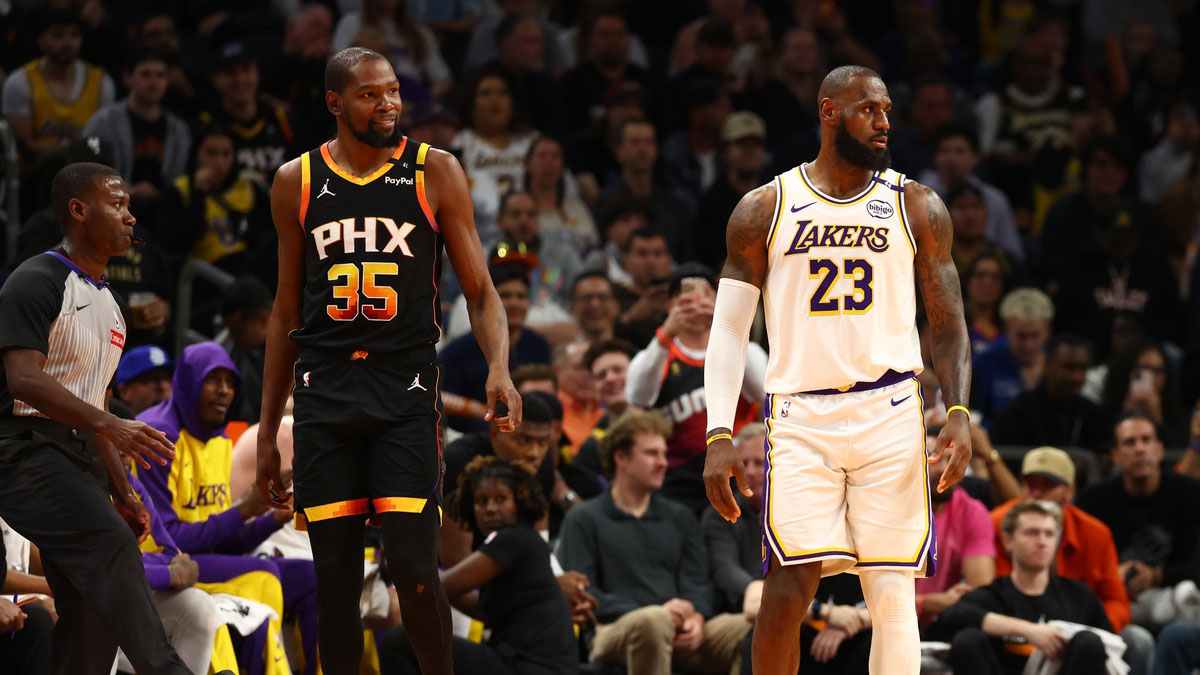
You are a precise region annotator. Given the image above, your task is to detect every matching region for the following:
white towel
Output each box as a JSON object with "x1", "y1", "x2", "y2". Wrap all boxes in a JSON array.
[
  {"x1": 208, "y1": 593, "x2": 278, "y2": 637},
  {"x1": 1021, "y1": 620, "x2": 1129, "y2": 675}
]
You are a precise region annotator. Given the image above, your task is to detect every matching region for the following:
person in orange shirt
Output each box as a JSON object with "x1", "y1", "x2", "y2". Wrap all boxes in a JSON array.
[
  {"x1": 555, "y1": 340, "x2": 606, "y2": 455},
  {"x1": 990, "y1": 446, "x2": 1154, "y2": 675}
]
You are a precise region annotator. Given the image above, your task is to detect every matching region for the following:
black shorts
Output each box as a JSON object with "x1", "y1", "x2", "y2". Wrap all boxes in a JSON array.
[{"x1": 291, "y1": 345, "x2": 443, "y2": 525}]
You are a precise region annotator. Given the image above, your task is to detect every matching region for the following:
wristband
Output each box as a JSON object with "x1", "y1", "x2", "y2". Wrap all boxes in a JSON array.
[
  {"x1": 706, "y1": 433, "x2": 732, "y2": 446},
  {"x1": 655, "y1": 327, "x2": 672, "y2": 348},
  {"x1": 947, "y1": 405, "x2": 971, "y2": 421}
]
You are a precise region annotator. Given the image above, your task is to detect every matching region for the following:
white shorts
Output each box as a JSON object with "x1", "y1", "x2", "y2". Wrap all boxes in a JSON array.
[{"x1": 762, "y1": 375, "x2": 935, "y2": 578}]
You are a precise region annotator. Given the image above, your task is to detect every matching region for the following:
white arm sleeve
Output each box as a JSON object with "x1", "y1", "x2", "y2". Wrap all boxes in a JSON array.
[
  {"x1": 705, "y1": 278, "x2": 761, "y2": 432},
  {"x1": 625, "y1": 338, "x2": 670, "y2": 407}
]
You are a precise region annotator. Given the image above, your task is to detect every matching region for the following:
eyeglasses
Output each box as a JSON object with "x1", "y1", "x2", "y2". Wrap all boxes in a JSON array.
[{"x1": 576, "y1": 292, "x2": 614, "y2": 304}]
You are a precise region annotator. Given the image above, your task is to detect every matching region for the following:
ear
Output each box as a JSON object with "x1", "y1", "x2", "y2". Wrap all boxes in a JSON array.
[
  {"x1": 818, "y1": 97, "x2": 838, "y2": 124},
  {"x1": 68, "y1": 196, "x2": 87, "y2": 223},
  {"x1": 326, "y1": 89, "x2": 341, "y2": 117},
  {"x1": 1000, "y1": 529, "x2": 1012, "y2": 554}
]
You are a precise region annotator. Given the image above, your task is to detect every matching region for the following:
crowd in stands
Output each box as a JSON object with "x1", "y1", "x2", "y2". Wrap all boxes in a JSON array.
[{"x1": 3, "y1": 0, "x2": 1200, "y2": 673}]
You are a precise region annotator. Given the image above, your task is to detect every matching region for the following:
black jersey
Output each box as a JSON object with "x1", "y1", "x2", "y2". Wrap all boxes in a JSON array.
[{"x1": 291, "y1": 139, "x2": 443, "y2": 352}]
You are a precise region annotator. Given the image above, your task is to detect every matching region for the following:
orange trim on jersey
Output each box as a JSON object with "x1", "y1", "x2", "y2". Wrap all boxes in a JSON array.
[
  {"x1": 415, "y1": 143, "x2": 440, "y2": 233},
  {"x1": 319, "y1": 138, "x2": 408, "y2": 186},
  {"x1": 669, "y1": 342, "x2": 705, "y2": 368},
  {"x1": 304, "y1": 498, "x2": 370, "y2": 522},
  {"x1": 372, "y1": 497, "x2": 427, "y2": 514},
  {"x1": 298, "y1": 152, "x2": 311, "y2": 228}
]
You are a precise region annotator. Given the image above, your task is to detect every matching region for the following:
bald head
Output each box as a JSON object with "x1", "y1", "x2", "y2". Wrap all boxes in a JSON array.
[
  {"x1": 51, "y1": 162, "x2": 120, "y2": 232},
  {"x1": 817, "y1": 65, "x2": 883, "y2": 106},
  {"x1": 325, "y1": 47, "x2": 387, "y2": 94}
]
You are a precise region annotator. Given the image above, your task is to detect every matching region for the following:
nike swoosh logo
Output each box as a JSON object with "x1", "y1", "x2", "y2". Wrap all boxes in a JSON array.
[
  {"x1": 75, "y1": 304, "x2": 90, "y2": 311},
  {"x1": 890, "y1": 395, "x2": 911, "y2": 406},
  {"x1": 791, "y1": 202, "x2": 815, "y2": 213}
]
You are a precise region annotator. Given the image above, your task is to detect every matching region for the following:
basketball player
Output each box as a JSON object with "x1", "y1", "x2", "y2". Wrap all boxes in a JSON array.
[
  {"x1": 702, "y1": 66, "x2": 972, "y2": 675},
  {"x1": 257, "y1": 48, "x2": 522, "y2": 674}
]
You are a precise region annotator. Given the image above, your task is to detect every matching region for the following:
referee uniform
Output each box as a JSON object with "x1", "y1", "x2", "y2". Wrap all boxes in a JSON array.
[{"x1": 0, "y1": 249, "x2": 187, "y2": 673}]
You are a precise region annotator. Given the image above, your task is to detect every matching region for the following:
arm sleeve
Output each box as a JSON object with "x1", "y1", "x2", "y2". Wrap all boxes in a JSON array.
[
  {"x1": 702, "y1": 509, "x2": 754, "y2": 609},
  {"x1": 740, "y1": 342, "x2": 768, "y2": 403},
  {"x1": 137, "y1": 461, "x2": 246, "y2": 554},
  {"x1": 554, "y1": 507, "x2": 640, "y2": 622},
  {"x1": 625, "y1": 339, "x2": 670, "y2": 408},
  {"x1": 0, "y1": 266, "x2": 62, "y2": 354},
  {"x1": 705, "y1": 278, "x2": 760, "y2": 431},
  {"x1": 677, "y1": 509, "x2": 714, "y2": 618}
]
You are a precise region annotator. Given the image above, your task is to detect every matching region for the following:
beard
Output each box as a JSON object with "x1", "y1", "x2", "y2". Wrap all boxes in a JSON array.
[
  {"x1": 349, "y1": 118, "x2": 403, "y2": 149},
  {"x1": 834, "y1": 119, "x2": 891, "y2": 172}
]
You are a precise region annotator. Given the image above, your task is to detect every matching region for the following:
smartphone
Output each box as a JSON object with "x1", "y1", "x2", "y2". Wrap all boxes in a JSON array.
[{"x1": 680, "y1": 277, "x2": 709, "y2": 297}]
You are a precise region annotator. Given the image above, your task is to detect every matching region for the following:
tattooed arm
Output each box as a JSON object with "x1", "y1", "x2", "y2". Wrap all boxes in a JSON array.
[
  {"x1": 907, "y1": 181, "x2": 972, "y2": 491},
  {"x1": 703, "y1": 183, "x2": 775, "y2": 521}
]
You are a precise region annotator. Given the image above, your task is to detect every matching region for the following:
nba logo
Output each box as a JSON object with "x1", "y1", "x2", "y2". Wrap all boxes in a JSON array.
[
  {"x1": 303, "y1": 372, "x2": 311, "y2": 387},
  {"x1": 781, "y1": 400, "x2": 790, "y2": 418}
]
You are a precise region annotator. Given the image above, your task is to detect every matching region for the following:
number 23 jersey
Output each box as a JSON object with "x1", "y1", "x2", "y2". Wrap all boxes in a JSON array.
[
  {"x1": 762, "y1": 165, "x2": 923, "y2": 394},
  {"x1": 292, "y1": 139, "x2": 444, "y2": 352}
]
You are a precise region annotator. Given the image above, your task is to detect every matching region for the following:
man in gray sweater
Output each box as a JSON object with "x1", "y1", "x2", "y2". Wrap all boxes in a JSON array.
[{"x1": 555, "y1": 409, "x2": 751, "y2": 674}]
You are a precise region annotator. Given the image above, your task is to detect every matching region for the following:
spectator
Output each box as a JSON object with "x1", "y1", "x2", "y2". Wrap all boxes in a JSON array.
[
  {"x1": 560, "y1": 8, "x2": 652, "y2": 135},
  {"x1": 889, "y1": 78, "x2": 956, "y2": 179},
  {"x1": 260, "y1": 4, "x2": 336, "y2": 149},
  {"x1": 945, "y1": 182, "x2": 1021, "y2": 282},
  {"x1": 989, "y1": 447, "x2": 1154, "y2": 672},
  {"x1": 382, "y1": 457, "x2": 579, "y2": 674},
  {"x1": 990, "y1": 333, "x2": 1112, "y2": 456},
  {"x1": 497, "y1": 189, "x2": 584, "y2": 310},
  {"x1": 566, "y1": 79, "x2": 647, "y2": 205},
  {"x1": 451, "y1": 64, "x2": 538, "y2": 250},
  {"x1": 568, "y1": 271, "x2": 620, "y2": 344},
  {"x1": 669, "y1": 0, "x2": 758, "y2": 79},
  {"x1": 693, "y1": 111, "x2": 769, "y2": 272},
  {"x1": 138, "y1": 13, "x2": 199, "y2": 111},
  {"x1": 525, "y1": 135, "x2": 599, "y2": 254},
  {"x1": 196, "y1": 42, "x2": 298, "y2": 182},
  {"x1": 512, "y1": 363, "x2": 558, "y2": 395},
  {"x1": 136, "y1": 342, "x2": 319, "y2": 672},
  {"x1": 612, "y1": 226, "x2": 673, "y2": 348},
  {"x1": 80, "y1": 48, "x2": 191, "y2": 211},
  {"x1": 1138, "y1": 100, "x2": 1198, "y2": 206},
  {"x1": 660, "y1": 73, "x2": 732, "y2": 207},
  {"x1": 915, "y1": 434, "x2": 997, "y2": 625},
  {"x1": 591, "y1": 119, "x2": 694, "y2": 261},
  {"x1": 665, "y1": 19, "x2": 738, "y2": 109},
  {"x1": 1076, "y1": 412, "x2": 1200, "y2": 629},
  {"x1": 625, "y1": 263, "x2": 765, "y2": 512},
  {"x1": 555, "y1": 410, "x2": 752, "y2": 674},
  {"x1": 586, "y1": 195, "x2": 655, "y2": 289},
  {"x1": 440, "y1": 261, "x2": 552, "y2": 432},
  {"x1": 1152, "y1": 623, "x2": 1200, "y2": 675},
  {"x1": 962, "y1": 252, "x2": 1009, "y2": 357},
  {"x1": 749, "y1": 27, "x2": 822, "y2": 167},
  {"x1": 701, "y1": 422, "x2": 766, "y2": 616},
  {"x1": 572, "y1": 338, "x2": 639, "y2": 481},
  {"x1": 971, "y1": 288, "x2": 1054, "y2": 426},
  {"x1": 1, "y1": 9, "x2": 115, "y2": 161},
  {"x1": 1100, "y1": 340, "x2": 1190, "y2": 446},
  {"x1": 918, "y1": 123, "x2": 1024, "y2": 262},
  {"x1": 115, "y1": 344, "x2": 174, "y2": 417},
  {"x1": 332, "y1": 0, "x2": 453, "y2": 107},
  {"x1": 940, "y1": 500, "x2": 1114, "y2": 675},
  {"x1": 0, "y1": 534, "x2": 52, "y2": 675},
  {"x1": 462, "y1": 0, "x2": 570, "y2": 75},
  {"x1": 555, "y1": 341, "x2": 604, "y2": 454},
  {"x1": 487, "y1": 12, "x2": 568, "y2": 138},
  {"x1": 406, "y1": 101, "x2": 459, "y2": 149},
  {"x1": 218, "y1": 277, "x2": 272, "y2": 425}
]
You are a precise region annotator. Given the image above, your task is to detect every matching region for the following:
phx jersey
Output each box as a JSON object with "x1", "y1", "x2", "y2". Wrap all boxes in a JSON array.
[
  {"x1": 763, "y1": 165, "x2": 923, "y2": 394},
  {"x1": 291, "y1": 139, "x2": 443, "y2": 352}
]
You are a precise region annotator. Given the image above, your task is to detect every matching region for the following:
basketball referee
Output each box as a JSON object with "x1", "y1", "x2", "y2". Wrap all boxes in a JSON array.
[{"x1": 0, "y1": 163, "x2": 190, "y2": 674}]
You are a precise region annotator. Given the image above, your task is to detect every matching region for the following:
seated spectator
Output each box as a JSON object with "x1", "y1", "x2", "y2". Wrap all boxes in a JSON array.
[
  {"x1": 991, "y1": 333, "x2": 1112, "y2": 456},
  {"x1": 217, "y1": 277, "x2": 272, "y2": 424},
  {"x1": 990, "y1": 447, "x2": 1154, "y2": 672},
  {"x1": 584, "y1": 196, "x2": 655, "y2": 291},
  {"x1": 1076, "y1": 412, "x2": 1200, "y2": 630},
  {"x1": 693, "y1": 111, "x2": 769, "y2": 272},
  {"x1": 945, "y1": 182, "x2": 1021, "y2": 283},
  {"x1": 940, "y1": 501, "x2": 1114, "y2": 675},
  {"x1": 962, "y1": 253, "x2": 1009, "y2": 357},
  {"x1": 560, "y1": 8, "x2": 653, "y2": 136},
  {"x1": 554, "y1": 341, "x2": 604, "y2": 454},
  {"x1": 1138, "y1": 100, "x2": 1198, "y2": 207},
  {"x1": 462, "y1": 0, "x2": 570, "y2": 76},
  {"x1": 888, "y1": 77, "x2": 954, "y2": 180},
  {"x1": 555, "y1": 410, "x2": 752, "y2": 674},
  {"x1": 916, "y1": 435, "x2": 997, "y2": 625},
  {"x1": 497, "y1": 190, "x2": 584, "y2": 309},
  {"x1": 748, "y1": 27, "x2": 821, "y2": 173},
  {"x1": 612, "y1": 226, "x2": 674, "y2": 348},
  {"x1": 971, "y1": 288, "x2": 1053, "y2": 426},
  {"x1": 1100, "y1": 340, "x2": 1190, "y2": 446},
  {"x1": 512, "y1": 363, "x2": 557, "y2": 396},
  {"x1": 115, "y1": 344, "x2": 174, "y2": 417},
  {"x1": 81, "y1": 48, "x2": 191, "y2": 215},
  {"x1": 917, "y1": 123, "x2": 1024, "y2": 261},
  {"x1": 702, "y1": 423, "x2": 765, "y2": 616},
  {"x1": 0, "y1": 533, "x2": 52, "y2": 675},
  {"x1": 136, "y1": 342, "x2": 319, "y2": 673},
  {"x1": 660, "y1": 74, "x2": 731, "y2": 207},
  {"x1": 568, "y1": 271, "x2": 620, "y2": 344},
  {"x1": 485, "y1": 12, "x2": 569, "y2": 138},
  {"x1": 332, "y1": 0, "x2": 452, "y2": 107},
  {"x1": 525, "y1": 135, "x2": 599, "y2": 254},
  {"x1": 626, "y1": 263, "x2": 765, "y2": 513},
  {"x1": 567, "y1": 80, "x2": 647, "y2": 205},
  {"x1": 382, "y1": 457, "x2": 579, "y2": 674},
  {"x1": 573, "y1": 338, "x2": 639, "y2": 482},
  {"x1": 259, "y1": 4, "x2": 335, "y2": 150},
  {"x1": 440, "y1": 261, "x2": 552, "y2": 433},
  {"x1": 1152, "y1": 623, "x2": 1200, "y2": 675}
]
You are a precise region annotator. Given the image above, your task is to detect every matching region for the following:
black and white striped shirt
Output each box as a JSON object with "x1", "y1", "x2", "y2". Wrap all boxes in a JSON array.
[{"x1": 0, "y1": 250, "x2": 126, "y2": 419}]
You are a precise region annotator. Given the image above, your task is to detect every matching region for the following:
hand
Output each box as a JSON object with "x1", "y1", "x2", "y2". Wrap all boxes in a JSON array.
[
  {"x1": 742, "y1": 579, "x2": 764, "y2": 621},
  {"x1": 31, "y1": 595, "x2": 56, "y2": 622},
  {"x1": 194, "y1": 166, "x2": 219, "y2": 192},
  {"x1": 922, "y1": 584, "x2": 970, "y2": 616},
  {"x1": 99, "y1": 417, "x2": 174, "y2": 470},
  {"x1": 703, "y1": 435, "x2": 752, "y2": 523},
  {"x1": 557, "y1": 571, "x2": 597, "y2": 624},
  {"x1": 113, "y1": 494, "x2": 151, "y2": 543},
  {"x1": 673, "y1": 613, "x2": 704, "y2": 652},
  {"x1": 662, "y1": 294, "x2": 715, "y2": 339},
  {"x1": 663, "y1": 598, "x2": 695, "y2": 627},
  {"x1": 483, "y1": 368, "x2": 521, "y2": 432},
  {"x1": 0, "y1": 598, "x2": 25, "y2": 632},
  {"x1": 825, "y1": 604, "x2": 865, "y2": 636},
  {"x1": 929, "y1": 414, "x2": 972, "y2": 493},
  {"x1": 238, "y1": 478, "x2": 273, "y2": 519},
  {"x1": 168, "y1": 553, "x2": 200, "y2": 588},
  {"x1": 1024, "y1": 623, "x2": 1068, "y2": 661},
  {"x1": 623, "y1": 283, "x2": 670, "y2": 323},
  {"x1": 810, "y1": 626, "x2": 847, "y2": 663},
  {"x1": 1121, "y1": 560, "x2": 1157, "y2": 599},
  {"x1": 256, "y1": 435, "x2": 293, "y2": 510}
]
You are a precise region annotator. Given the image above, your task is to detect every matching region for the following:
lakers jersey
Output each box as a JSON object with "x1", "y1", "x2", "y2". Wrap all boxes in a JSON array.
[
  {"x1": 24, "y1": 60, "x2": 104, "y2": 144},
  {"x1": 292, "y1": 139, "x2": 443, "y2": 352},
  {"x1": 762, "y1": 164, "x2": 923, "y2": 394}
]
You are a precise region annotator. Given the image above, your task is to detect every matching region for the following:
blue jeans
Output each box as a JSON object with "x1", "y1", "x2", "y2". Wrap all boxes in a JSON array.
[{"x1": 1152, "y1": 623, "x2": 1200, "y2": 675}]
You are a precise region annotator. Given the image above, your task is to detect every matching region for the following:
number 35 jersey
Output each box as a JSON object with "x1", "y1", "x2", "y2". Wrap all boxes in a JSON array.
[
  {"x1": 762, "y1": 164, "x2": 923, "y2": 394},
  {"x1": 292, "y1": 139, "x2": 444, "y2": 352}
]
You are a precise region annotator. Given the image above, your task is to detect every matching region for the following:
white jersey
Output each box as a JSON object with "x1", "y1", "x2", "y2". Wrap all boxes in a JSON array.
[{"x1": 762, "y1": 164, "x2": 923, "y2": 394}]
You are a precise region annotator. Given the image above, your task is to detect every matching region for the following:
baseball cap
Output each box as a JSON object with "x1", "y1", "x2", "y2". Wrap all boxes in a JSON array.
[
  {"x1": 1021, "y1": 447, "x2": 1075, "y2": 486},
  {"x1": 216, "y1": 41, "x2": 254, "y2": 71},
  {"x1": 116, "y1": 345, "x2": 174, "y2": 386},
  {"x1": 722, "y1": 111, "x2": 767, "y2": 143}
]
